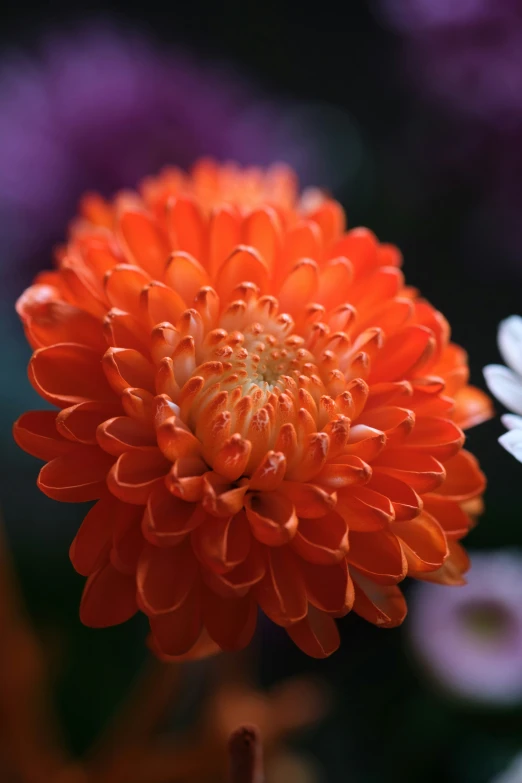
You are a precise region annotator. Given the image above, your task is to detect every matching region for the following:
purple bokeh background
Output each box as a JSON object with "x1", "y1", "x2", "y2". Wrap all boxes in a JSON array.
[
  {"x1": 0, "y1": 20, "x2": 327, "y2": 289},
  {"x1": 376, "y1": 0, "x2": 522, "y2": 266}
]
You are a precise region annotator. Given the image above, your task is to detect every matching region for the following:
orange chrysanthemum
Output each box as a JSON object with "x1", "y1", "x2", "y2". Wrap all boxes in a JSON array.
[{"x1": 14, "y1": 160, "x2": 491, "y2": 659}]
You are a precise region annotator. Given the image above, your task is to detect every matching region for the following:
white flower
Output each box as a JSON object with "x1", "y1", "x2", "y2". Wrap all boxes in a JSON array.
[
  {"x1": 484, "y1": 315, "x2": 522, "y2": 462},
  {"x1": 491, "y1": 752, "x2": 522, "y2": 783}
]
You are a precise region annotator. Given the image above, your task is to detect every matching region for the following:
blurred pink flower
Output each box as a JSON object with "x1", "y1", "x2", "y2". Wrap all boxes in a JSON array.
[{"x1": 409, "y1": 550, "x2": 522, "y2": 705}]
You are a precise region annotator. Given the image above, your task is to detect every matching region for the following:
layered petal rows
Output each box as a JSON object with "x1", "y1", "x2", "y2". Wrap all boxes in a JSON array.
[{"x1": 14, "y1": 160, "x2": 491, "y2": 659}]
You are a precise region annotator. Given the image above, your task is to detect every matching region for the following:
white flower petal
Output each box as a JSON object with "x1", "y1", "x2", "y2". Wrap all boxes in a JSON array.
[
  {"x1": 483, "y1": 364, "x2": 522, "y2": 415},
  {"x1": 499, "y1": 429, "x2": 522, "y2": 463},
  {"x1": 501, "y1": 414, "x2": 522, "y2": 430},
  {"x1": 491, "y1": 752, "x2": 522, "y2": 783},
  {"x1": 498, "y1": 315, "x2": 522, "y2": 377}
]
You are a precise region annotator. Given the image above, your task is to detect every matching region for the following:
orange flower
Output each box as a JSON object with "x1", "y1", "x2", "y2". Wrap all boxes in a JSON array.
[{"x1": 14, "y1": 160, "x2": 491, "y2": 659}]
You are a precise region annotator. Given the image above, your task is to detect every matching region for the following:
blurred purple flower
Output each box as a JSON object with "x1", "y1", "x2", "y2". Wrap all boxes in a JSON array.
[
  {"x1": 375, "y1": 0, "x2": 522, "y2": 264},
  {"x1": 409, "y1": 551, "x2": 522, "y2": 705},
  {"x1": 0, "y1": 20, "x2": 323, "y2": 289},
  {"x1": 378, "y1": 0, "x2": 522, "y2": 127}
]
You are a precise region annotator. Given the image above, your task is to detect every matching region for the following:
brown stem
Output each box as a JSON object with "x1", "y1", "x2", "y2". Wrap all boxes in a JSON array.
[{"x1": 228, "y1": 725, "x2": 264, "y2": 783}]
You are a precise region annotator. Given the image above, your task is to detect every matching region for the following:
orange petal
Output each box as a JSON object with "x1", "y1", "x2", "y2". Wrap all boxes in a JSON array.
[
  {"x1": 104, "y1": 264, "x2": 151, "y2": 319},
  {"x1": 422, "y1": 495, "x2": 471, "y2": 539},
  {"x1": 361, "y1": 381, "x2": 410, "y2": 413},
  {"x1": 357, "y1": 297, "x2": 413, "y2": 336},
  {"x1": 165, "y1": 456, "x2": 207, "y2": 502},
  {"x1": 279, "y1": 481, "x2": 337, "y2": 518},
  {"x1": 140, "y1": 282, "x2": 186, "y2": 329},
  {"x1": 343, "y1": 425, "x2": 386, "y2": 462},
  {"x1": 352, "y1": 572, "x2": 407, "y2": 627},
  {"x1": 80, "y1": 193, "x2": 114, "y2": 228},
  {"x1": 217, "y1": 246, "x2": 269, "y2": 300},
  {"x1": 402, "y1": 417, "x2": 464, "y2": 460},
  {"x1": 212, "y1": 434, "x2": 252, "y2": 482},
  {"x1": 80, "y1": 562, "x2": 137, "y2": 627},
  {"x1": 149, "y1": 586, "x2": 202, "y2": 657},
  {"x1": 208, "y1": 204, "x2": 241, "y2": 277},
  {"x1": 165, "y1": 251, "x2": 210, "y2": 304},
  {"x1": 394, "y1": 511, "x2": 448, "y2": 573},
  {"x1": 166, "y1": 196, "x2": 205, "y2": 260},
  {"x1": 372, "y1": 449, "x2": 446, "y2": 493},
  {"x1": 347, "y1": 530, "x2": 406, "y2": 584},
  {"x1": 79, "y1": 233, "x2": 120, "y2": 274},
  {"x1": 203, "y1": 590, "x2": 258, "y2": 651},
  {"x1": 110, "y1": 503, "x2": 144, "y2": 575},
  {"x1": 278, "y1": 259, "x2": 319, "y2": 320},
  {"x1": 60, "y1": 260, "x2": 106, "y2": 317},
  {"x1": 156, "y1": 418, "x2": 201, "y2": 461},
  {"x1": 377, "y1": 243, "x2": 402, "y2": 268},
  {"x1": 255, "y1": 547, "x2": 307, "y2": 627},
  {"x1": 201, "y1": 541, "x2": 266, "y2": 598},
  {"x1": 369, "y1": 325, "x2": 435, "y2": 383},
  {"x1": 56, "y1": 401, "x2": 121, "y2": 444},
  {"x1": 22, "y1": 299, "x2": 105, "y2": 351},
  {"x1": 245, "y1": 491, "x2": 298, "y2": 546},
  {"x1": 13, "y1": 410, "x2": 74, "y2": 460},
  {"x1": 286, "y1": 607, "x2": 340, "y2": 658},
  {"x1": 38, "y1": 446, "x2": 114, "y2": 502},
  {"x1": 329, "y1": 227, "x2": 379, "y2": 277},
  {"x1": 70, "y1": 489, "x2": 121, "y2": 576},
  {"x1": 108, "y1": 448, "x2": 170, "y2": 504},
  {"x1": 336, "y1": 485, "x2": 394, "y2": 531},
  {"x1": 142, "y1": 482, "x2": 204, "y2": 546},
  {"x1": 29, "y1": 343, "x2": 116, "y2": 407},
  {"x1": 201, "y1": 474, "x2": 248, "y2": 517},
  {"x1": 102, "y1": 347, "x2": 155, "y2": 395},
  {"x1": 121, "y1": 388, "x2": 155, "y2": 423},
  {"x1": 435, "y1": 449, "x2": 486, "y2": 501},
  {"x1": 248, "y1": 451, "x2": 287, "y2": 491},
  {"x1": 97, "y1": 416, "x2": 156, "y2": 456},
  {"x1": 309, "y1": 200, "x2": 345, "y2": 247},
  {"x1": 279, "y1": 220, "x2": 321, "y2": 282},
  {"x1": 316, "y1": 257, "x2": 354, "y2": 310},
  {"x1": 358, "y1": 407, "x2": 415, "y2": 446},
  {"x1": 301, "y1": 559, "x2": 354, "y2": 617},
  {"x1": 137, "y1": 540, "x2": 198, "y2": 616},
  {"x1": 316, "y1": 457, "x2": 372, "y2": 490},
  {"x1": 149, "y1": 627, "x2": 220, "y2": 663},
  {"x1": 118, "y1": 208, "x2": 170, "y2": 278},
  {"x1": 368, "y1": 472, "x2": 422, "y2": 521},
  {"x1": 192, "y1": 511, "x2": 251, "y2": 574},
  {"x1": 351, "y1": 266, "x2": 403, "y2": 314},
  {"x1": 291, "y1": 511, "x2": 349, "y2": 564},
  {"x1": 411, "y1": 540, "x2": 469, "y2": 586},
  {"x1": 242, "y1": 207, "x2": 282, "y2": 272},
  {"x1": 104, "y1": 308, "x2": 150, "y2": 354},
  {"x1": 453, "y1": 385, "x2": 493, "y2": 430}
]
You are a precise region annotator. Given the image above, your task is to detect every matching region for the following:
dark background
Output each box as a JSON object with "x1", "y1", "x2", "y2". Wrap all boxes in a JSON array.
[{"x1": 2, "y1": 2, "x2": 522, "y2": 782}]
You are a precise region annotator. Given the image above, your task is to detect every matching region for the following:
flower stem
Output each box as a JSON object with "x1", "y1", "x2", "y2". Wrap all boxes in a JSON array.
[{"x1": 228, "y1": 725, "x2": 264, "y2": 783}]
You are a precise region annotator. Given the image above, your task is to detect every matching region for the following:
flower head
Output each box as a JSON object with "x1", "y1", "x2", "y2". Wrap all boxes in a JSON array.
[
  {"x1": 0, "y1": 21, "x2": 317, "y2": 290},
  {"x1": 14, "y1": 159, "x2": 490, "y2": 659},
  {"x1": 410, "y1": 550, "x2": 522, "y2": 705},
  {"x1": 484, "y1": 315, "x2": 522, "y2": 462}
]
